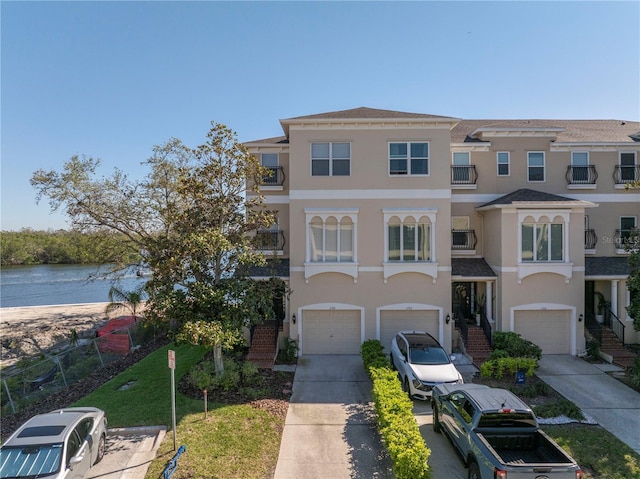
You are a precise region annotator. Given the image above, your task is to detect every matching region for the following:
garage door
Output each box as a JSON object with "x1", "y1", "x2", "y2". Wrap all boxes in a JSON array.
[
  {"x1": 379, "y1": 310, "x2": 439, "y2": 353},
  {"x1": 302, "y1": 310, "x2": 361, "y2": 354},
  {"x1": 514, "y1": 310, "x2": 571, "y2": 354}
]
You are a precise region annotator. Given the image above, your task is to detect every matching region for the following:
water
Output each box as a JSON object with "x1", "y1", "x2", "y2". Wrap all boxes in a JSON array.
[{"x1": 0, "y1": 264, "x2": 147, "y2": 308}]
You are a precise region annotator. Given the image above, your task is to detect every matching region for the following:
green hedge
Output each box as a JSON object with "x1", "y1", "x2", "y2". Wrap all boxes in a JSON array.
[
  {"x1": 361, "y1": 340, "x2": 431, "y2": 479},
  {"x1": 480, "y1": 357, "x2": 537, "y2": 379}
]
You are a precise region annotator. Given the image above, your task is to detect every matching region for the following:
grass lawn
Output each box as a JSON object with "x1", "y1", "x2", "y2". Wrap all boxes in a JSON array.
[
  {"x1": 72, "y1": 343, "x2": 285, "y2": 479},
  {"x1": 544, "y1": 424, "x2": 640, "y2": 479}
]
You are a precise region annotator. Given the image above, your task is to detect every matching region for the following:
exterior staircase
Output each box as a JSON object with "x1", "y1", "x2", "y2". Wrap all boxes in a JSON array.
[
  {"x1": 246, "y1": 322, "x2": 279, "y2": 369},
  {"x1": 464, "y1": 325, "x2": 493, "y2": 368},
  {"x1": 600, "y1": 327, "x2": 638, "y2": 369}
]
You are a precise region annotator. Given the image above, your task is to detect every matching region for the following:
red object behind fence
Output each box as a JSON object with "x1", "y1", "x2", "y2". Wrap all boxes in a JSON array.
[{"x1": 96, "y1": 316, "x2": 137, "y2": 355}]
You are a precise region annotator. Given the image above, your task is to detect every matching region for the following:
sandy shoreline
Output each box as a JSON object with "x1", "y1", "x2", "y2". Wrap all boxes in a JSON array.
[{"x1": 0, "y1": 302, "x2": 115, "y2": 367}]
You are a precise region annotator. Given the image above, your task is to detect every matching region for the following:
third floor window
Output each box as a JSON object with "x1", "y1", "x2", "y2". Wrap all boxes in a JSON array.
[{"x1": 527, "y1": 152, "x2": 545, "y2": 182}]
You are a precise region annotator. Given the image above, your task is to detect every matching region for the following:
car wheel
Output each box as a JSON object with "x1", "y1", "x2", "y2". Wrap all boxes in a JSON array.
[
  {"x1": 432, "y1": 403, "x2": 441, "y2": 433},
  {"x1": 468, "y1": 460, "x2": 481, "y2": 479},
  {"x1": 95, "y1": 434, "x2": 106, "y2": 464}
]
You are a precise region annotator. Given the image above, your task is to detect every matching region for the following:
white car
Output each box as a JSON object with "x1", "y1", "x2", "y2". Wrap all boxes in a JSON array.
[
  {"x1": 390, "y1": 331, "x2": 463, "y2": 400},
  {"x1": 0, "y1": 407, "x2": 107, "y2": 479}
]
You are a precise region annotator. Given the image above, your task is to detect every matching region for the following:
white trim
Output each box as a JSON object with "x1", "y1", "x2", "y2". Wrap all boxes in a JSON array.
[
  {"x1": 450, "y1": 143, "x2": 491, "y2": 151},
  {"x1": 291, "y1": 189, "x2": 451, "y2": 200},
  {"x1": 376, "y1": 303, "x2": 445, "y2": 346},
  {"x1": 297, "y1": 303, "x2": 365, "y2": 356},
  {"x1": 510, "y1": 303, "x2": 577, "y2": 356},
  {"x1": 552, "y1": 142, "x2": 640, "y2": 151},
  {"x1": 261, "y1": 195, "x2": 290, "y2": 204}
]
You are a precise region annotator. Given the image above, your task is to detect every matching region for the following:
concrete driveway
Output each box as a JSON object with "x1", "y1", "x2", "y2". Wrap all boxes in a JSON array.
[
  {"x1": 537, "y1": 355, "x2": 640, "y2": 455},
  {"x1": 273, "y1": 355, "x2": 469, "y2": 479}
]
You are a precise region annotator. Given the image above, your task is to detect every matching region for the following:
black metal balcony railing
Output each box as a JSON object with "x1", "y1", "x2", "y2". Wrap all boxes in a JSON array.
[
  {"x1": 254, "y1": 229, "x2": 286, "y2": 251},
  {"x1": 566, "y1": 165, "x2": 598, "y2": 185},
  {"x1": 451, "y1": 229, "x2": 478, "y2": 250},
  {"x1": 450, "y1": 165, "x2": 478, "y2": 185},
  {"x1": 613, "y1": 228, "x2": 639, "y2": 250},
  {"x1": 584, "y1": 229, "x2": 597, "y2": 249},
  {"x1": 261, "y1": 166, "x2": 285, "y2": 186},
  {"x1": 613, "y1": 165, "x2": 640, "y2": 185}
]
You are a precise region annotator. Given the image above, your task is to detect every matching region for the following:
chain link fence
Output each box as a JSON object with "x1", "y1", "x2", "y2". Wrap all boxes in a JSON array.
[{"x1": 1, "y1": 322, "x2": 148, "y2": 415}]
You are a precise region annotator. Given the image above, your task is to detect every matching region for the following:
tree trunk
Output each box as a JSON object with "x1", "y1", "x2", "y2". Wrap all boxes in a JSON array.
[{"x1": 213, "y1": 343, "x2": 224, "y2": 378}]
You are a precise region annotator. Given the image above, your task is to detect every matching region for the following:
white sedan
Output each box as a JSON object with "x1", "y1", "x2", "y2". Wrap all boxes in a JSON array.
[
  {"x1": 0, "y1": 407, "x2": 107, "y2": 479},
  {"x1": 390, "y1": 330, "x2": 463, "y2": 400}
]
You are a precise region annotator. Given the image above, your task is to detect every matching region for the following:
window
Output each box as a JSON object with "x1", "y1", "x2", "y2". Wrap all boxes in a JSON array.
[
  {"x1": 309, "y1": 215, "x2": 354, "y2": 262},
  {"x1": 389, "y1": 142, "x2": 429, "y2": 175},
  {"x1": 527, "y1": 152, "x2": 545, "y2": 182},
  {"x1": 311, "y1": 142, "x2": 350, "y2": 176},
  {"x1": 261, "y1": 153, "x2": 279, "y2": 184},
  {"x1": 497, "y1": 152, "x2": 510, "y2": 176},
  {"x1": 452, "y1": 152, "x2": 470, "y2": 183},
  {"x1": 388, "y1": 218, "x2": 431, "y2": 261},
  {"x1": 571, "y1": 151, "x2": 589, "y2": 183},
  {"x1": 620, "y1": 152, "x2": 637, "y2": 182},
  {"x1": 452, "y1": 216, "x2": 471, "y2": 249},
  {"x1": 521, "y1": 222, "x2": 563, "y2": 261},
  {"x1": 620, "y1": 216, "x2": 638, "y2": 248}
]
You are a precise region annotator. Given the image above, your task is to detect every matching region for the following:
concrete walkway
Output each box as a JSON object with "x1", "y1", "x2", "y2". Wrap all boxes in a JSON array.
[{"x1": 537, "y1": 355, "x2": 640, "y2": 455}]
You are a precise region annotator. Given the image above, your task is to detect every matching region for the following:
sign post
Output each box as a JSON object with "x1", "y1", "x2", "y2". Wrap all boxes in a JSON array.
[{"x1": 168, "y1": 349, "x2": 176, "y2": 450}]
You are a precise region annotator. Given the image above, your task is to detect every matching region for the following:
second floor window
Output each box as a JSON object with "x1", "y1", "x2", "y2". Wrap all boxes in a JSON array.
[
  {"x1": 311, "y1": 142, "x2": 350, "y2": 176},
  {"x1": 497, "y1": 152, "x2": 510, "y2": 176},
  {"x1": 388, "y1": 218, "x2": 431, "y2": 261},
  {"x1": 521, "y1": 222, "x2": 563, "y2": 261},
  {"x1": 309, "y1": 215, "x2": 354, "y2": 262},
  {"x1": 389, "y1": 142, "x2": 429, "y2": 175},
  {"x1": 528, "y1": 152, "x2": 545, "y2": 182}
]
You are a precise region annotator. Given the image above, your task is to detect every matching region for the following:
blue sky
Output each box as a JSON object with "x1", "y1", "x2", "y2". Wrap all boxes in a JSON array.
[{"x1": 2, "y1": 1, "x2": 639, "y2": 231}]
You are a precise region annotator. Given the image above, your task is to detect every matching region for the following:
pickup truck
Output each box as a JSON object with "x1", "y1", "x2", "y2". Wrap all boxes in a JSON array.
[{"x1": 432, "y1": 383, "x2": 582, "y2": 479}]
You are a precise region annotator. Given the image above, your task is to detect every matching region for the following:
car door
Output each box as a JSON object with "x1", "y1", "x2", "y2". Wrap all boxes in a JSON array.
[
  {"x1": 64, "y1": 426, "x2": 92, "y2": 479},
  {"x1": 395, "y1": 335, "x2": 410, "y2": 382},
  {"x1": 440, "y1": 392, "x2": 470, "y2": 453}
]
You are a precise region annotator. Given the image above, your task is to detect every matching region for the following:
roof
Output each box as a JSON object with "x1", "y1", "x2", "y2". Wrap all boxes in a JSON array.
[
  {"x1": 402, "y1": 331, "x2": 440, "y2": 347},
  {"x1": 244, "y1": 135, "x2": 289, "y2": 147},
  {"x1": 478, "y1": 188, "x2": 588, "y2": 208},
  {"x1": 437, "y1": 384, "x2": 531, "y2": 412},
  {"x1": 283, "y1": 106, "x2": 458, "y2": 121},
  {"x1": 585, "y1": 256, "x2": 631, "y2": 277},
  {"x1": 452, "y1": 119, "x2": 640, "y2": 144},
  {"x1": 452, "y1": 258, "x2": 497, "y2": 278},
  {"x1": 246, "y1": 258, "x2": 290, "y2": 278},
  {"x1": 6, "y1": 408, "x2": 102, "y2": 446}
]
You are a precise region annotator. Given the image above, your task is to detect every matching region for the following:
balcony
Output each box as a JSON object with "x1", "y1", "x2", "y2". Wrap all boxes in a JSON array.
[
  {"x1": 260, "y1": 166, "x2": 285, "y2": 187},
  {"x1": 613, "y1": 165, "x2": 640, "y2": 186},
  {"x1": 584, "y1": 228, "x2": 597, "y2": 251},
  {"x1": 566, "y1": 165, "x2": 597, "y2": 187},
  {"x1": 614, "y1": 228, "x2": 639, "y2": 251},
  {"x1": 254, "y1": 229, "x2": 286, "y2": 253},
  {"x1": 450, "y1": 165, "x2": 478, "y2": 188},
  {"x1": 451, "y1": 229, "x2": 477, "y2": 251}
]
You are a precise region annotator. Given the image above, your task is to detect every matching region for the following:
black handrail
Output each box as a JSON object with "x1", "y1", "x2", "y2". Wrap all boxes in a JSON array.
[
  {"x1": 254, "y1": 229, "x2": 286, "y2": 251},
  {"x1": 565, "y1": 165, "x2": 598, "y2": 185},
  {"x1": 604, "y1": 305, "x2": 625, "y2": 345},
  {"x1": 479, "y1": 309, "x2": 493, "y2": 347},
  {"x1": 584, "y1": 229, "x2": 597, "y2": 249},
  {"x1": 261, "y1": 166, "x2": 286, "y2": 186}
]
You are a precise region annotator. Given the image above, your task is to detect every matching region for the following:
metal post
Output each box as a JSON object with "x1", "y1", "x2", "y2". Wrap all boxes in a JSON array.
[
  {"x1": 3, "y1": 379, "x2": 16, "y2": 414},
  {"x1": 171, "y1": 366, "x2": 176, "y2": 450},
  {"x1": 203, "y1": 389, "x2": 208, "y2": 419}
]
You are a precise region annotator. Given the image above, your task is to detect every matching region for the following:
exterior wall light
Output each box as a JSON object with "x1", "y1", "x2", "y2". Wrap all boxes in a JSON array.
[
  {"x1": 292, "y1": 314, "x2": 296, "y2": 324},
  {"x1": 445, "y1": 314, "x2": 451, "y2": 324},
  {"x1": 578, "y1": 314, "x2": 583, "y2": 322}
]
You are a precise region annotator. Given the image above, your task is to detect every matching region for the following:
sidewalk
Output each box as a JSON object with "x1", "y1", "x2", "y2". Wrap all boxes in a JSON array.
[{"x1": 537, "y1": 355, "x2": 640, "y2": 455}]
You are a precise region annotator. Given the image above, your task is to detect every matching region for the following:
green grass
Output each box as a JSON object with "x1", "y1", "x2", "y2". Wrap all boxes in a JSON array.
[
  {"x1": 544, "y1": 424, "x2": 640, "y2": 479},
  {"x1": 72, "y1": 343, "x2": 284, "y2": 479}
]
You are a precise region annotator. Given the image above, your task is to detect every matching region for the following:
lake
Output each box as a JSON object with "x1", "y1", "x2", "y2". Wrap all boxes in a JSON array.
[{"x1": 0, "y1": 264, "x2": 147, "y2": 308}]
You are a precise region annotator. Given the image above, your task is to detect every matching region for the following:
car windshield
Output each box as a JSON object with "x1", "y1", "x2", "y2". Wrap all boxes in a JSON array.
[
  {"x1": 409, "y1": 345, "x2": 450, "y2": 365},
  {"x1": 0, "y1": 444, "x2": 63, "y2": 478}
]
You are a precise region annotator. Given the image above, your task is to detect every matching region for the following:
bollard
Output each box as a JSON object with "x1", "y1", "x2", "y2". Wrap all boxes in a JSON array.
[{"x1": 203, "y1": 389, "x2": 208, "y2": 419}]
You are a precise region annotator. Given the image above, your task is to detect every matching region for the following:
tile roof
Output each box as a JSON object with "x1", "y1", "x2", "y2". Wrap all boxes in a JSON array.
[
  {"x1": 246, "y1": 258, "x2": 290, "y2": 278},
  {"x1": 478, "y1": 188, "x2": 581, "y2": 207},
  {"x1": 451, "y1": 258, "x2": 497, "y2": 278},
  {"x1": 585, "y1": 257, "x2": 631, "y2": 277},
  {"x1": 451, "y1": 119, "x2": 640, "y2": 143},
  {"x1": 283, "y1": 106, "x2": 457, "y2": 121}
]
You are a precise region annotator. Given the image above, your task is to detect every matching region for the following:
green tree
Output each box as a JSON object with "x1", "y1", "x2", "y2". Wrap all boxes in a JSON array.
[
  {"x1": 31, "y1": 122, "x2": 279, "y2": 376},
  {"x1": 627, "y1": 230, "x2": 640, "y2": 332},
  {"x1": 105, "y1": 284, "x2": 146, "y2": 317}
]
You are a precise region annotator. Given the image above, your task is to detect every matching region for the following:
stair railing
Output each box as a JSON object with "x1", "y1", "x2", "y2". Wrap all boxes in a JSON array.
[
  {"x1": 604, "y1": 305, "x2": 625, "y2": 345},
  {"x1": 479, "y1": 310, "x2": 493, "y2": 347}
]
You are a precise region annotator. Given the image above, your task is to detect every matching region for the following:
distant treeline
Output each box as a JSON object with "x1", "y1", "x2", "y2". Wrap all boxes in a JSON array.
[{"x1": 1, "y1": 229, "x2": 139, "y2": 266}]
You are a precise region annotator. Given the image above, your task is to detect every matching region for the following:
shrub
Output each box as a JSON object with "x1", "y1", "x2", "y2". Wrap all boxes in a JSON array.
[
  {"x1": 491, "y1": 332, "x2": 542, "y2": 360},
  {"x1": 361, "y1": 340, "x2": 430, "y2": 479},
  {"x1": 187, "y1": 358, "x2": 241, "y2": 391},
  {"x1": 586, "y1": 340, "x2": 600, "y2": 359},
  {"x1": 480, "y1": 357, "x2": 537, "y2": 379},
  {"x1": 534, "y1": 399, "x2": 584, "y2": 421},
  {"x1": 278, "y1": 338, "x2": 298, "y2": 363},
  {"x1": 630, "y1": 357, "x2": 640, "y2": 389}
]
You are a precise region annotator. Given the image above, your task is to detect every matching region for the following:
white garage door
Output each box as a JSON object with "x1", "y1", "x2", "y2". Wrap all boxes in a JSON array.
[
  {"x1": 514, "y1": 310, "x2": 571, "y2": 354},
  {"x1": 302, "y1": 310, "x2": 361, "y2": 354},
  {"x1": 380, "y1": 310, "x2": 439, "y2": 353}
]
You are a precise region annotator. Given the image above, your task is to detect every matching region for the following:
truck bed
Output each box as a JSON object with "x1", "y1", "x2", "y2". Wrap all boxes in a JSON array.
[{"x1": 478, "y1": 432, "x2": 572, "y2": 465}]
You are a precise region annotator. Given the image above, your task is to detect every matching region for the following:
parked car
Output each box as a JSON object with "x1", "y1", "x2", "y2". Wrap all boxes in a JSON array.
[
  {"x1": 432, "y1": 384, "x2": 582, "y2": 479},
  {"x1": 0, "y1": 407, "x2": 107, "y2": 479},
  {"x1": 390, "y1": 330, "x2": 463, "y2": 400}
]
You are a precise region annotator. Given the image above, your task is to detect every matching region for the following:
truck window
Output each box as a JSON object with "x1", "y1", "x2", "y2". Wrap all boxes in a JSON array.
[{"x1": 477, "y1": 412, "x2": 537, "y2": 428}]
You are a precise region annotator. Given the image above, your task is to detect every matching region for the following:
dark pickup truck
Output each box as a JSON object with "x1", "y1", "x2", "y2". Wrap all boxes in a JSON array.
[{"x1": 432, "y1": 383, "x2": 583, "y2": 479}]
